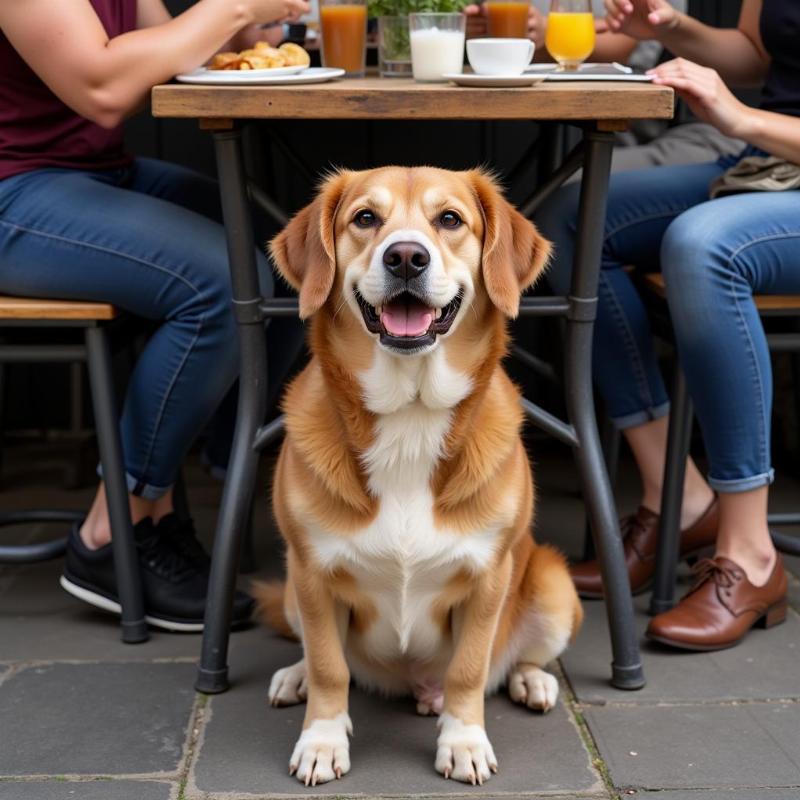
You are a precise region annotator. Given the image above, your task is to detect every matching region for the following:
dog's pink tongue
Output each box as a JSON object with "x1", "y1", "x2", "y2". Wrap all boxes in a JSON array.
[{"x1": 381, "y1": 298, "x2": 433, "y2": 336}]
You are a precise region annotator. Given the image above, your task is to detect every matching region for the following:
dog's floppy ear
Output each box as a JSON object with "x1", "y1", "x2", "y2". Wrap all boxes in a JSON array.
[
  {"x1": 468, "y1": 170, "x2": 552, "y2": 318},
  {"x1": 269, "y1": 171, "x2": 349, "y2": 319}
]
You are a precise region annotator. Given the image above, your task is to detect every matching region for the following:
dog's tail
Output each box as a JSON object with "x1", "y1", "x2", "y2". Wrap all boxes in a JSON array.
[{"x1": 250, "y1": 580, "x2": 298, "y2": 640}]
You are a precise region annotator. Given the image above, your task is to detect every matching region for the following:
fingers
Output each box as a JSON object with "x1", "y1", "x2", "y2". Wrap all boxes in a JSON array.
[
  {"x1": 647, "y1": 59, "x2": 715, "y2": 102},
  {"x1": 285, "y1": 0, "x2": 309, "y2": 20},
  {"x1": 604, "y1": 0, "x2": 631, "y2": 32},
  {"x1": 463, "y1": 4, "x2": 481, "y2": 16}
]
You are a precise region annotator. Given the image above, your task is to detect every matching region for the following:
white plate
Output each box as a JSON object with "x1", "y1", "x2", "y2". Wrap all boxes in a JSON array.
[
  {"x1": 525, "y1": 63, "x2": 653, "y2": 81},
  {"x1": 175, "y1": 66, "x2": 345, "y2": 85},
  {"x1": 444, "y1": 73, "x2": 546, "y2": 88}
]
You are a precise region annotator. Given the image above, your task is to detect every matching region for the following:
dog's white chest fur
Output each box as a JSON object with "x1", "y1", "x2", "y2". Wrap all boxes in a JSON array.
[{"x1": 306, "y1": 350, "x2": 498, "y2": 662}]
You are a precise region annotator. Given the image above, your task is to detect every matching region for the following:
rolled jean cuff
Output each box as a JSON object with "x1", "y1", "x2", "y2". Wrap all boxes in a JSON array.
[
  {"x1": 708, "y1": 469, "x2": 774, "y2": 494},
  {"x1": 611, "y1": 401, "x2": 671, "y2": 431},
  {"x1": 95, "y1": 464, "x2": 173, "y2": 501}
]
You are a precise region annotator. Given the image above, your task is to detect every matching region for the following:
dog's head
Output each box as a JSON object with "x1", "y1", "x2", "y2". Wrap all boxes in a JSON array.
[{"x1": 270, "y1": 167, "x2": 551, "y2": 357}]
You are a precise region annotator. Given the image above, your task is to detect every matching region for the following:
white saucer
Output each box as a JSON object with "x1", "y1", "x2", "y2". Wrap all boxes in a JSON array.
[
  {"x1": 443, "y1": 73, "x2": 546, "y2": 88},
  {"x1": 175, "y1": 66, "x2": 345, "y2": 85}
]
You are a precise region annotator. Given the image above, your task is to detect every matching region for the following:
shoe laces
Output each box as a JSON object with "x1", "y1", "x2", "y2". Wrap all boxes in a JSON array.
[
  {"x1": 621, "y1": 512, "x2": 651, "y2": 553},
  {"x1": 165, "y1": 517, "x2": 211, "y2": 571},
  {"x1": 688, "y1": 557, "x2": 743, "y2": 595},
  {"x1": 137, "y1": 529, "x2": 200, "y2": 582}
]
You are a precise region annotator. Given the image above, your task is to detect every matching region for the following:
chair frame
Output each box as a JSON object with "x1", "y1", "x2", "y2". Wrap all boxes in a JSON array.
[
  {"x1": 641, "y1": 274, "x2": 800, "y2": 615},
  {"x1": 0, "y1": 303, "x2": 148, "y2": 643}
]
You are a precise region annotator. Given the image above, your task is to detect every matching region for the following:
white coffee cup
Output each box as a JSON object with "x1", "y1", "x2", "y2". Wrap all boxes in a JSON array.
[{"x1": 466, "y1": 38, "x2": 535, "y2": 76}]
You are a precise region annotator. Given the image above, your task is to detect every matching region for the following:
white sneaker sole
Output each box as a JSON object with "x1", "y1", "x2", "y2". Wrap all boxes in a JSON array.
[{"x1": 59, "y1": 575, "x2": 205, "y2": 633}]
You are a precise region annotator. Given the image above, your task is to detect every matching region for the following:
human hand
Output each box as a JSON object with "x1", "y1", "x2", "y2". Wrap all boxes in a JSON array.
[
  {"x1": 648, "y1": 58, "x2": 750, "y2": 139},
  {"x1": 464, "y1": 4, "x2": 488, "y2": 39},
  {"x1": 249, "y1": 0, "x2": 311, "y2": 26},
  {"x1": 604, "y1": 0, "x2": 678, "y2": 40},
  {"x1": 527, "y1": 6, "x2": 546, "y2": 50}
]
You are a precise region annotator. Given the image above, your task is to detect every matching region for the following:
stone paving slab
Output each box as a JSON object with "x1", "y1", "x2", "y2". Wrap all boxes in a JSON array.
[
  {"x1": 561, "y1": 593, "x2": 800, "y2": 705},
  {"x1": 0, "y1": 663, "x2": 196, "y2": 777},
  {"x1": 632, "y1": 791, "x2": 800, "y2": 800},
  {"x1": 192, "y1": 635, "x2": 599, "y2": 798},
  {"x1": 0, "y1": 559, "x2": 257, "y2": 664},
  {"x1": 584, "y1": 702, "x2": 800, "y2": 790},
  {"x1": 0, "y1": 780, "x2": 174, "y2": 800}
]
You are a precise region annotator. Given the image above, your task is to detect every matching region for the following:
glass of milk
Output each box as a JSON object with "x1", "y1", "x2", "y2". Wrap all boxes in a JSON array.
[{"x1": 409, "y1": 13, "x2": 466, "y2": 82}]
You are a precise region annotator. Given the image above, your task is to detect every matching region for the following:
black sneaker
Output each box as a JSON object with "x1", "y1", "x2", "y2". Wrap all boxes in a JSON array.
[
  {"x1": 60, "y1": 518, "x2": 254, "y2": 632},
  {"x1": 156, "y1": 512, "x2": 255, "y2": 625}
]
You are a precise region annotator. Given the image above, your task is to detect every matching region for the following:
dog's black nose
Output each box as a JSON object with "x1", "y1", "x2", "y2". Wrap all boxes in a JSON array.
[{"x1": 382, "y1": 241, "x2": 430, "y2": 281}]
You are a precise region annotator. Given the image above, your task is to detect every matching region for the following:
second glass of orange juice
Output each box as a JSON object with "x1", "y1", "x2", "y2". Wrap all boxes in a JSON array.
[{"x1": 545, "y1": 0, "x2": 595, "y2": 70}]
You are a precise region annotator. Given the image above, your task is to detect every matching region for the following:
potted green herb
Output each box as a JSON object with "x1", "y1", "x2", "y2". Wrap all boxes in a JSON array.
[{"x1": 369, "y1": 0, "x2": 467, "y2": 78}]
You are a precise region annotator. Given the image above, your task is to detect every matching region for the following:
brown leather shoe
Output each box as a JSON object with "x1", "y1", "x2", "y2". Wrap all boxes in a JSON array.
[
  {"x1": 570, "y1": 498, "x2": 719, "y2": 599},
  {"x1": 646, "y1": 555, "x2": 788, "y2": 651}
]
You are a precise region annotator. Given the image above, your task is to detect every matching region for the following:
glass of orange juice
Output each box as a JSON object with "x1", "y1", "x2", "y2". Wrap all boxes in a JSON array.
[
  {"x1": 545, "y1": 0, "x2": 595, "y2": 71},
  {"x1": 486, "y1": 0, "x2": 530, "y2": 38},
  {"x1": 320, "y1": 0, "x2": 368, "y2": 78}
]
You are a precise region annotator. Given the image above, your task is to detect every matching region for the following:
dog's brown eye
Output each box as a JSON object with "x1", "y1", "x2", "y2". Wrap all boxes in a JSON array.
[
  {"x1": 354, "y1": 209, "x2": 378, "y2": 228},
  {"x1": 440, "y1": 210, "x2": 462, "y2": 228}
]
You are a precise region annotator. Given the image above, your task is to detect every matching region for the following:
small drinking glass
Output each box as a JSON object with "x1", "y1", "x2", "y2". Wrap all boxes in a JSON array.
[
  {"x1": 409, "y1": 12, "x2": 466, "y2": 83},
  {"x1": 486, "y1": 0, "x2": 531, "y2": 39},
  {"x1": 545, "y1": 0, "x2": 595, "y2": 71},
  {"x1": 320, "y1": 0, "x2": 368, "y2": 78}
]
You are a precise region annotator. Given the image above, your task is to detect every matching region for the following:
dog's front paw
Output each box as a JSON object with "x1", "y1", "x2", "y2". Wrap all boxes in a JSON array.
[
  {"x1": 289, "y1": 713, "x2": 352, "y2": 786},
  {"x1": 435, "y1": 712, "x2": 497, "y2": 785},
  {"x1": 269, "y1": 659, "x2": 307, "y2": 707},
  {"x1": 508, "y1": 665, "x2": 559, "y2": 713}
]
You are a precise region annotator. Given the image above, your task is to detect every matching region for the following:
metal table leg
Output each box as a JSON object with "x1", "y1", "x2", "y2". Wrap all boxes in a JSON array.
[
  {"x1": 85, "y1": 325, "x2": 148, "y2": 644},
  {"x1": 196, "y1": 128, "x2": 268, "y2": 694},
  {"x1": 650, "y1": 366, "x2": 693, "y2": 615},
  {"x1": 566, "y1": 129, "x2": 645, "y2": 690}
]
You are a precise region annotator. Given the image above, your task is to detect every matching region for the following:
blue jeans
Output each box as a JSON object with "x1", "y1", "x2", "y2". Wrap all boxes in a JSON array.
[
  {"x1": 537, "y1": 152, "x2": 800, "y2": 493},
  {"x1": 0, "y1": 158, "x2": 274, "y2": 499}
]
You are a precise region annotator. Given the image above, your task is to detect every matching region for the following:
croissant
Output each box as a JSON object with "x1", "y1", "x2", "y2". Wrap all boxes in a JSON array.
[
  {"x1": 279, "y1": 42, "x2": 311, "y2": 67},
  {"x1": 207, "y1": 42, "x2": 310, "y2": 71},
  {"x1": 209, "y1": 52, "x2": 240, "y2": 70}
]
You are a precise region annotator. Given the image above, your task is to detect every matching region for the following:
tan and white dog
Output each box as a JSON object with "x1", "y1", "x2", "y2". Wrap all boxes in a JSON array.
[{"x1": 257, "y1": 166, "x2": 582, "y2": 787}]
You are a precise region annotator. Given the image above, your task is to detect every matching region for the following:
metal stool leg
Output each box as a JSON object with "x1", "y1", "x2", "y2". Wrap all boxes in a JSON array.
[
  {"x1": 582, "y1": 414, "x2": 620, "y2": 562},
  {"x1": 567, "y1": 129, "x2": 644, "y2": 690},
  {"x1": 649, "y1": 365, "x2": 693, "y2": 615},
  {"x1": 196, "y1": 128, "x2": 267, "y2": 694},
  {"x1": 84, "y1": 326, "x2": 148, "y2": 644}
]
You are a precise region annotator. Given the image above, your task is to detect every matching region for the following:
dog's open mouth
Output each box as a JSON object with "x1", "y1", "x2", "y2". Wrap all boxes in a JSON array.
[{"x1": 355, "y1": 290, "x2": 463, "y2": 351}]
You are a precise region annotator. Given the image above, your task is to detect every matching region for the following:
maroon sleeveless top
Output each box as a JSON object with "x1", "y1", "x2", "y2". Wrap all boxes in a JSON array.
[{"x1": 0, "y1": 0, "x2": 137, "y2": 181}]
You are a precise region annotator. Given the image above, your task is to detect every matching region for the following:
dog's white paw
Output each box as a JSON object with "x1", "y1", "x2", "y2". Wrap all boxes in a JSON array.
[
  {"x1": 289, "y1": 713, "x2": 352, "y2": 786},
  {"x1": 508, "y1": 665, "x2": 559, "y2": 713},
  {"x1": 268, "y1": 660, "x2": 307, "y2": 707},
  {"x1": 435, "y1": 712, "x2": 497, "y2": 785}
]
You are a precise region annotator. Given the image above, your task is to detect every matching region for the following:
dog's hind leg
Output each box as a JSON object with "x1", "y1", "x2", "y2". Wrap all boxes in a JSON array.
[
  {"x1": 503, "y1": 544, "x2": 583, "y2": 714},
  {"x1": 269, "y1": 659, "x2": 308, "y2": 707}
]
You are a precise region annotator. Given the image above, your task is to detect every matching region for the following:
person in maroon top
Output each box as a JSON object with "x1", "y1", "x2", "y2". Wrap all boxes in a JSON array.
[{"x1": 0, "y1": 0, "x2": 308, "y2": 631}]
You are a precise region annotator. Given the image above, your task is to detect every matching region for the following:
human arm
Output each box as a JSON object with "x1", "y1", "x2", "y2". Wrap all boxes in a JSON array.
[
  {"x1": 0, "y1": 0, "x2": 309, "y2": 129},
  {"x1": 649, "y1": 58, "x2": 800, "y2": 163},
  {"x1": 605, "y1": 0, "x2": 769, "y2": 86}
]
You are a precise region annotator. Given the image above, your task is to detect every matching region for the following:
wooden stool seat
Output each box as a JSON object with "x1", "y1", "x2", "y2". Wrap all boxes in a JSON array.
[
  {"x1": 643, "y1": 274, "x2": 800, "y2": 313},
  {"x1": 0, "y1": 296, "x2": 118, "y2": 321}
]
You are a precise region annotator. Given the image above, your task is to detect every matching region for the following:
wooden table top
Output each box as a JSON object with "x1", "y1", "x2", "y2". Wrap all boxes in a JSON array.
[{"x1": 151, "y1": 77, "x2": 673, "y2": 126}]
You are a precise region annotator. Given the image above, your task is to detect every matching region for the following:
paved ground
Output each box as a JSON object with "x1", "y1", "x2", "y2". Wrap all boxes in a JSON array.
[{"x1": 1, "y1": 438, "x2": 799, "y2": 800}]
